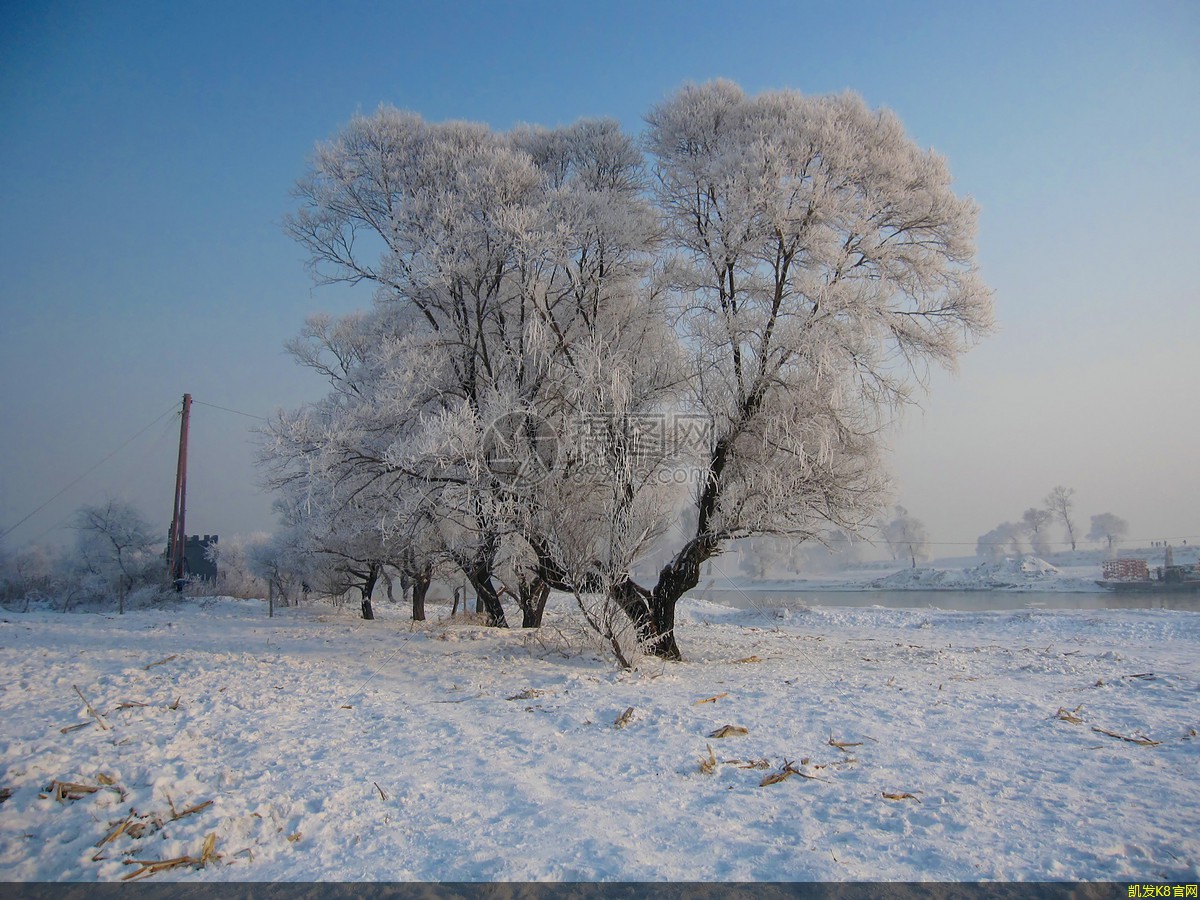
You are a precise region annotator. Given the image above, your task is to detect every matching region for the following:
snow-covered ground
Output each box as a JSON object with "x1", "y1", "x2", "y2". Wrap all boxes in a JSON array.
[{"x1": 1, "y1": 595, "x2": 1197, "y2": 882}]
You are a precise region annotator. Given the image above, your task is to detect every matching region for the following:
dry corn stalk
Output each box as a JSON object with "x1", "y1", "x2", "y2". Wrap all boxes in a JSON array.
[
  {"x1": 828, "y1": 735, "x2": 863, "y2": 750},
  {"x1": 730, "y1": 758, "x2": 771, "y2": 770},
  {"x1": 613, "y1": 707, "x2": 635, "y2": 729},
  {"x1": 759, "y1": 760, "x2": 802, "y2": 787},
  {"x1": 48, "y1": 780, "x2": 101, "y2": 802},
  {"x1": 73, "y1": 685, "x2": 108, "y2": 731},
  {"x1": 121, "y1": 833, "x2": 219, "y2": 881},
  {"x1": 698, "y1": 744, "x2": 717, "y2": 775},
  {"x1": 693, "y1": 692, "x2": 729, "y2": 705},
  {"x1": 171, "y1": 799, "x2": 213, "y2": 821},
  {"x1": 1054, "y1": 705, "x2": 1085, "y2": 725},
  {"x1": 708, "y1": 725, "x2": 749, "y2": 738},
  {"x1": 1091, "y1": 726, "x2": 1160, "y2": 746},
  {"x1": 883, "y1": 791, "x2": 921, "y2": 802},
  {"x1": 200, "y1": 833, "x2": 218, "y2": 864},
  {"x1": 95, "y1": 812, "x2": 137, "y2": 849}
]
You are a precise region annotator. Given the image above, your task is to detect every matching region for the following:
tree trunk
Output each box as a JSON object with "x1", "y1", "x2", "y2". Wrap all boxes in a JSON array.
[
  {"x1": 625, "y1": 438, "x2": 730, "y2": 660},
  {"x1": 411, "y1": 566, "x2": 430, "y2": 622},
  {"x1": 464, "y1": 566, "x2": 508, "y2": 627},
  {"x1": 359, "y1": 563, "x2": 379, "y2": 620},
  {"x1": 609, "y1": 545, "x2": 709, "y2": 662},
  {"x1": 518, "y1": 577, "x2": 551, "y2": 629}
]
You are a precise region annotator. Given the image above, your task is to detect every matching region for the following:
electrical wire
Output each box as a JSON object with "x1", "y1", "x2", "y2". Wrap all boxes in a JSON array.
[
  {"x1": 191, "y1": 399, "x2": 267, "y2": 421},
  {"x1": 1, "y1": 403, "x2": 180, "y2": 542}
]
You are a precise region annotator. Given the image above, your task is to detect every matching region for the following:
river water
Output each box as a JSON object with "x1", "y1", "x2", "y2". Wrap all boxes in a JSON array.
[{"x1": 695, "y1": 588, "x2": 1200, "y2": 613}]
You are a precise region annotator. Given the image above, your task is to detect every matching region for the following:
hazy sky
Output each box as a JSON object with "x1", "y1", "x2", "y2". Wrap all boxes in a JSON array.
[{"x1": 1, "y1": 0, "x2": 1197, "y2": 556}]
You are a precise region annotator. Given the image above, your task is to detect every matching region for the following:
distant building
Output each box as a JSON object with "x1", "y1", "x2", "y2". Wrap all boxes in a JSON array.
[
  {"x1": 166, "y1": 533, "x2": 219, "y2": 582},
  {"x1": 185, "y1": 534, "x2": 218, "y2": 581}
]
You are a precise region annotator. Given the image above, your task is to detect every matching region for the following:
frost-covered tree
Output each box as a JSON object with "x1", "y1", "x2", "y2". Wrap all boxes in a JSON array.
[
  {"x1": 1087, "y1": 513, "x2": 1128, "y2": 553},
  {"x1": 607, "y1": 82, "x2": 991, "y2": 656},
  {"x1": 1, "y1": 542, "x2": 53, "y2": 606},
  {"x1": 273, "y1": 83, "x2": 992, "y2": 662},
  {"x1": 273, "y1": 109, "x2": 661, "y2": 631},
  {"x1": 203, "y1": 533, "x2": 270, "y2": 599},
  {"x1": 1045, "y1": 486, "x2": 1078, "y2": 552},
  {"x1": 71, "y1": 500, "x2": 161, "y2": 613},
  {"x1": 976, "y1": 522, "x2": 1025, "y2": 563},
  {"x1": 245, "y1": 529, "x2": 314, "y2": 610},
  {"x1": 738, "y1": 537, "x2": 784, "y2": 580},
  {"x1": 1021, "y1": 507, "x2": 1054, "y2": 558},
  {"x1": 883, "y1": 506, "x2": 931, "y2": 569}
]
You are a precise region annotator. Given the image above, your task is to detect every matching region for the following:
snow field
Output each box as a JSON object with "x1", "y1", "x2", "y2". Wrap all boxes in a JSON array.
[{"x1": 0, "y1": 597, "x2": 1197, "y2": 881}]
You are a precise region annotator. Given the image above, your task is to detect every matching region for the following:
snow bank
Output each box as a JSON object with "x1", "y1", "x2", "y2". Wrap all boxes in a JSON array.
[
  {"x1": 0, "y1": 596, "x2": 1197, "y2": 882},
  {"x1": 870, "y1": 555, "x2": 1097, "y2": 592}
]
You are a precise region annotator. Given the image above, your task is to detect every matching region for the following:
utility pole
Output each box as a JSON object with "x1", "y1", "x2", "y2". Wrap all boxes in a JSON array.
[{"x1": 167, "y1": 393, "x2": 192, "y2": 589}]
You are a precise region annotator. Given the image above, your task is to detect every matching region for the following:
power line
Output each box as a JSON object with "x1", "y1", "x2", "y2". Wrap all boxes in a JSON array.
[
  {"x1": 1, "y1": 403, "x2": 179, "y2": 542},
  {"x1": 192, "y1": 399, "x2": 267, "y2": 421}
]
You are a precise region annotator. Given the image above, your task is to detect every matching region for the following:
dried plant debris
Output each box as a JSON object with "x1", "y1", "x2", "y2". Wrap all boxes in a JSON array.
[
  {"x1": 708, "y1": 724, "x2": 749, "y2": 738},
  {"x1": 613, "y1": 707, "x2": 635, "y2": 729},
  {"x1": 759, "y1": 761, "x2": 802, "y2": 787},
  {"x1": 727, "y1": 758, "x2": 772, "y2": 770},
  {"x1": 121, "y1": 833, "x2": 220, "y2": 881},
  {"x1": 732, "y1": 656, "x2": 762, "y2": 664},
  {"x1": 693, "y1": 692, "x2": 729, "y2": 705},
  {"x1": 698, "y1": 744, "x2": 717, "y2": 775},
  {"x1": 1054, "y1": 705, "x2": 1085, "y2": 724},
  {"x1": 828, "y1": 735, "x2": 864, "y2": 751},
  {"x1": 1091, "y1": 726, "x2": 1160, "y2": 746},
  {"x1": 882, "y1": 791, "x2": 922, "y2": 802},
  {"x1": 73, "y1": 685, "x2": 109, "y2": 731},
  {"x1": 44, "y1": 780, "x2": 103, "y2": 802},
  {"x1": 507, "y1": 688, "x2": 550, "y2": 701},
  {"x1": 143, "y1": 655, "x2": 179, "y2": 671},
  {"x1": 94, "y1": 810, "x2": 164, "y2": 851},
  {"x1": 171, "y1": 799, "x2": 214, "y2": 821}
]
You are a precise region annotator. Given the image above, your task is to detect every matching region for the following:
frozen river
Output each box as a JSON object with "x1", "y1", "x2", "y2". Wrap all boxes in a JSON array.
[{"x1": 697, "y1": 587, "x2": 1200, "y2": 612}]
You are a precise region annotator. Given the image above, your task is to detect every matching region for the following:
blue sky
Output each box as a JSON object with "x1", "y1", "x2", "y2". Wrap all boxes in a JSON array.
[{"x1": 1, "y1": 0, "x2": 1197, "y2": 553}]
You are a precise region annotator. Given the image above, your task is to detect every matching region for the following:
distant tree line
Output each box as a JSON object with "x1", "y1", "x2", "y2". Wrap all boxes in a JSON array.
[{"x1": 976, "y1": 486, "x2": 1129, "y2": 562}]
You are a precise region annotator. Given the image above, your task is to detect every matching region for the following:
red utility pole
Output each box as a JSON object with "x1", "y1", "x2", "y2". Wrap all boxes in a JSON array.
[{"x1": 167, "y1": 393, "x2": 192, "y2": 588}]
